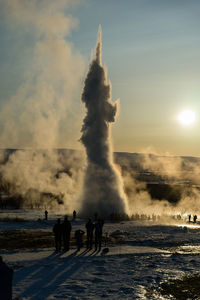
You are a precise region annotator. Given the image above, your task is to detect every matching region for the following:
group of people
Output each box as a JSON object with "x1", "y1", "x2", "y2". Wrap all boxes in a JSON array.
[
  {"x1": 86, "y1": 218, "x2": 104, "y2": 251},
  {"x1": 188, "y1": 214, "x2": 198, "y2": 223},
  {"x1": 53, "y1": 216, "x2": 72, "y2": 252},
  {"x1": 53, "y1": 216, "x2": 104, "y2": 252}
]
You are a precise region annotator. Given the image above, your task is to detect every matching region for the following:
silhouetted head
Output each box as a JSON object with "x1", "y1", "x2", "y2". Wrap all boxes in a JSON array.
[
  {"x1": 57, "y1": 218, "x2": 61, "y2": 224},
  {"x1": 64, "y1": 215, "x2": 68, "y2": 221},
  {"x1": 0, "y1": 256, "x2": 3, "y2": 263}
]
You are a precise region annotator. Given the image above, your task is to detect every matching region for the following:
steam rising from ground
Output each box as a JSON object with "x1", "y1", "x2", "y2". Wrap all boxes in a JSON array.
[
  {"x1": 79, "y1": 28, "x2": 129, "y2": 218},
  {"x1": 0, "y1": 149, "x2": 85, "y2": 211},
  {"x1": 0, "y1": 1, "x2": 86, "y2": 210},
  {"x1": 140, "y1": 151, "x2": 200, "y2": 215},
  {"x1": 121, "y1": 150, "x2": 200, "y2": 216},
  {"x1": 1, "y1": 148, "x2": 200, "y2": 216}
]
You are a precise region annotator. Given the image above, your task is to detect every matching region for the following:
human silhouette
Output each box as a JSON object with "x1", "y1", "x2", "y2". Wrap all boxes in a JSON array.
[
  {"x1": 95, "y1": 219, "x2": 104, "y2": 252},
  {"x1": 188, "y1": 214, "x2": 191, "y2": 223},
  {"x1": 0, "y1": 256, "x2": 13, "y2": 300},
  {"x1": 75, "y1": 229, "x2": 85, "y2": 251},
  {"x1": 53, "y1": 218, "x2": 62, "y2": 252},
  {"x1": 62, "y1": 216, "x2": 72, "y2": 251},
  {"x1": 45, "y1": 210, "x2": 48, "y2": 220},
  {"x1": 73, "y1": 210, "x2": 77, "y2": 221},
  {"x1": 86, "y1": 218, "x2": 94, "y2": 249},
  {"x1": 193, "y1": 215, "x2": 197, "y2": 223}
]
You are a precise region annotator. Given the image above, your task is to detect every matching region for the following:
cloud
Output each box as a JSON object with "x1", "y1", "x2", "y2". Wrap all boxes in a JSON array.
[{"x1": 0, "y1": 0, "x2": 85, "y2": 148}]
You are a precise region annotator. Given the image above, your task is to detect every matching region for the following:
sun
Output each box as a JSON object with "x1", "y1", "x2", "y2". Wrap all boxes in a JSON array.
[{"x1": 177, "y1": 110, "x2": 196, "y2": 125}]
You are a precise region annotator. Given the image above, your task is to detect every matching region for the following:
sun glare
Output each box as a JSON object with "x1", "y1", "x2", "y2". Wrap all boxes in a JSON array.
[{"x1": 177, "y1": 110, "x2": 195, "y2": 125}]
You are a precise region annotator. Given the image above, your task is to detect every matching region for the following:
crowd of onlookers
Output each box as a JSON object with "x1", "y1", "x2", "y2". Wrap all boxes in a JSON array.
[
  {"x1": 53, "y1": 212, "x2": 104, "y2": 253},
  {"x1": 50, "y1": 210, "x2": 200, "y2": 254},
  {"x1": 130, "y1": 213, "x2": 199, "y2": 223},
  {"x1": 0, "y1": 211, "x2": 105, "y2": 300}
]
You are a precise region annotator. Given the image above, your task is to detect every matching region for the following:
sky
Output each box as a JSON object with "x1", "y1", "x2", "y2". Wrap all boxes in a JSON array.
[{"x1": 0, "y1": 0, "x2": 200, "y2": 156}]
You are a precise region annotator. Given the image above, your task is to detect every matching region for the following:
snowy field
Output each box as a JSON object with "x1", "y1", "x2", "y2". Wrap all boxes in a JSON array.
[{"x1": 1, "y1": 210, "x2": 200, "y2": 299}]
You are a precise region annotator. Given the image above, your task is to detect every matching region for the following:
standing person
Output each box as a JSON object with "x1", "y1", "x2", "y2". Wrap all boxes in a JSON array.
[
  {"x1": 45, "y1": 210, "x2": 48, "y2": 220},
  {"x1": 75, "y1": 229, "x2": 85, "y2": 251},
  {"x1": 73, "y1": 210, "x2": 77, "y2": 221},
  {"x1": 86, "y1": 218, "x2": 94, "y2": 250},
  {"x1": 53, "y1": 218, "x2": 62, "y2": 252},
  {"x1": 62, "y1": 215, "x2": 72, "y2": 251},
  {"x1": 194, "y1": 215, "x2": 197, "y2": 223},
  {"x1": 188, "y1": 214, "x2": 191, "y2": 223},
  {"x1": 95, "y1": 219, "x2": 104, "y2": 252},
  {"x1": 0, "y1": 256, "x2": 13, "y2": 300}
]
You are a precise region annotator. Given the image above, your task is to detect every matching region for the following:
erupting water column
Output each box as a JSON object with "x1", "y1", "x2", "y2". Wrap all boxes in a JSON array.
[{"x1": 80, "y1": 27, "x2": 129, "y2": 218}]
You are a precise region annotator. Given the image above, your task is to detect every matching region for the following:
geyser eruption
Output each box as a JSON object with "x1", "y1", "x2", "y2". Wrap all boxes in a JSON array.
[{"x1": 80, "y1": 27, "x2": 129, "y2": 218}]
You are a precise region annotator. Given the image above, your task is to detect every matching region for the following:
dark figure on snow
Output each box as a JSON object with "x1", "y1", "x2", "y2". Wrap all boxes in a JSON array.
[
  {"x1": 193, "y1": 215, "x2": 197, "y2": 223},
  {"x1": 45, "y1": 210, "x2": 48, "y2": 220},
  {"x1": 95, "y1": 219, "x2": 104, "y2": 252},
  {"x1": 0, "y1": 256, "x2": 13, "y2": 300},
  {"x1": 53, "y1": 218, "x2": 62, "y2": 252},
  {"x1": 188, "y1": 214, "x2": 191, "y2": 223},
  {"x1": 75, "y1": 229, "x2": 85, "y2": 251},
  {"x1": 73, "y1": 210, "x2": 77, "y2": 221},
  {"x1": 86, "y1": 218, "x2": 94, "y2": 249},
  {"x1": 62, "y1": 215, "x2": 72, "y2": 251}
]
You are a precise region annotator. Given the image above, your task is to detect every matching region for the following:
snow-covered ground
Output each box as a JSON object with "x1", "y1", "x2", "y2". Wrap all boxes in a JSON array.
[{"x1": 1, "y1": 210, "x2": 200, "y2": 299}]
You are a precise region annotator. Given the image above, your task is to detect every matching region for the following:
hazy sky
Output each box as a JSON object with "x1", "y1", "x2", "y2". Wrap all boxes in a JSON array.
[{"x1": 0, "y1": 0, "x2": 200, "y2": 156}]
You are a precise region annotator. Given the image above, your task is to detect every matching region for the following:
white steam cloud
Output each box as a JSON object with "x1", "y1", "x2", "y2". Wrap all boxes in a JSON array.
[
  {"x1": 0, "y1": 0, "x2": 85, "y2": 148},
  {"x1": 0, "y1": 149, "x2": 85, "y2": 210},
  {"x1": 123, "y1": 150, "x2": 200, "y2": 216},
  {"x1": 0, "y1": 0, "x2": 86, "y2": 210}
]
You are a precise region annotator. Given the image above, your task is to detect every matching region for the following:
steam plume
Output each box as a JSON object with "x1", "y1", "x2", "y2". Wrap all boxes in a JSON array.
[
  {"x1": 80, "y1": 27, "x2": 129, "y2": 218},
  {"x1": 0, "y1": 0, "x2": 85, "y2": 210}
]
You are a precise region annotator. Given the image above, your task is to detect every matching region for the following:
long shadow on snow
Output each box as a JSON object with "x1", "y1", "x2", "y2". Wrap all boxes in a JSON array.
[
  {"x1": 13, "y1": 250, "x2": 61, "y2": 285},
  {"x1": 14, "y1": 249, "x2": 93, "y2": 299}
]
